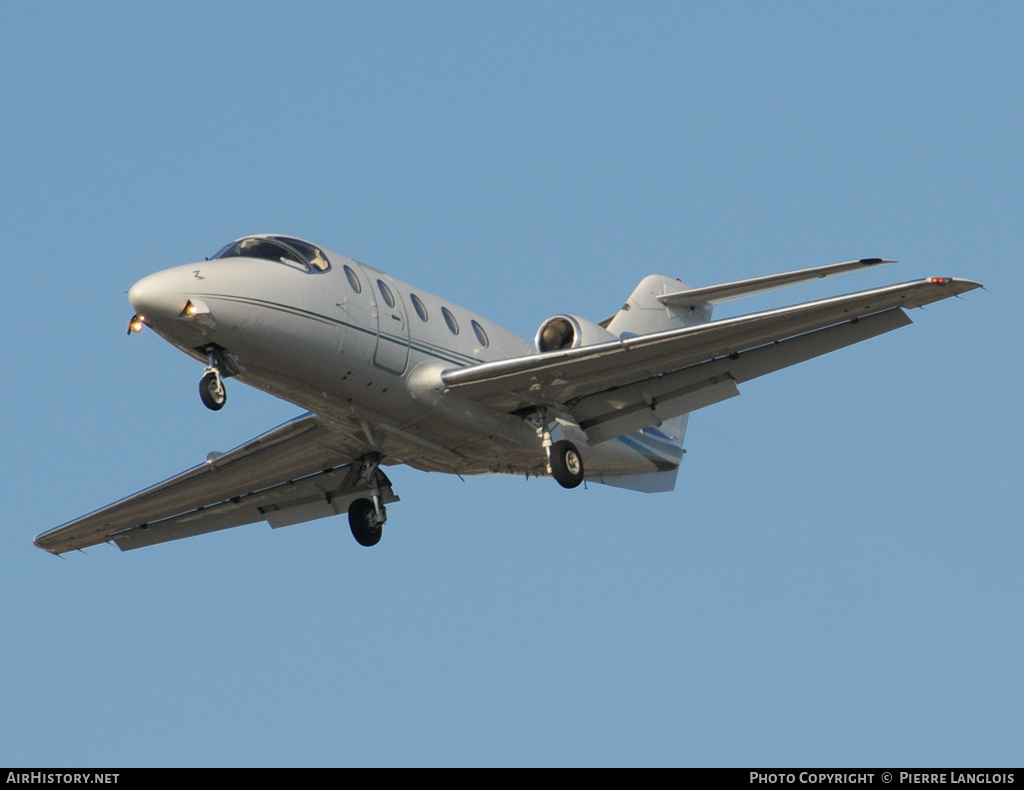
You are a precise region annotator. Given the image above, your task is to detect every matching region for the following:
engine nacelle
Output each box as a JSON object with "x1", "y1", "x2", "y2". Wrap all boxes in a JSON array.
[{"x1": 535, "y1": 314, "x2": 618, "y2": 352}]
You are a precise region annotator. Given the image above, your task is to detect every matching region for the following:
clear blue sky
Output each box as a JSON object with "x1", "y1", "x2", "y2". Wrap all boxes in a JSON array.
[{"x1": 2, "y1": 1, "x2": 1021, "y2": 767}]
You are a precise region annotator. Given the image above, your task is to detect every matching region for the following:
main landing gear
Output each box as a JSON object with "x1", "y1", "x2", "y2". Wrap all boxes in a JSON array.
[
  {"x1": 348, "y1": 498, "x2": 383, "y2": 547},
  {"x1": 533, "y1": 410, "x2": 587, "y2": 489},
  {"x1": 347, "y1": 454, "x2": 388, "y2": 547},
  {"x1": 199, "y1": 349, "x2": 227, "y2": 411},
  {"x1": 549, "y1": 439, "x2": 585, "y2": 489}
]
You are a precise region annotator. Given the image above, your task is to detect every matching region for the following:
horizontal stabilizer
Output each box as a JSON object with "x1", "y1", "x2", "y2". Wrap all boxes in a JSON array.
[{"x1": 657, "y1": 258, "x2": 895, "y2": 308}]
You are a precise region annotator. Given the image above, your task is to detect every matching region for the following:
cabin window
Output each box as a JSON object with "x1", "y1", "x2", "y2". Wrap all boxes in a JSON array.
[
  {"x1": 344, "y1": 265, "x2": 362, "y2": 293},
  {"x1": 442, "y1": 307, "x2": 459, "y2": 335},
  {"x1": 410, "y1": 293, "x2": 428, "y2": 322},
  {"x1": 471, "y1": 320, "x2": 489, "y2": 348},
  {"x1": 377, "y1": 280, "x2": 395, "y2": 308}
]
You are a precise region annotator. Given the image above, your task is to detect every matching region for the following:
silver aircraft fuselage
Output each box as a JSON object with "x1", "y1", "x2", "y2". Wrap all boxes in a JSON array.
[{"x1": 127, "y1": 241, "x2": 647, "y2": 480}]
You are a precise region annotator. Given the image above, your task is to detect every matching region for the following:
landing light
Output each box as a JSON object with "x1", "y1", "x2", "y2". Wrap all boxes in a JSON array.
[
  {"x1": 127, "y1": 314, "x2": 145, "y2": 335},
  {"x1": 179, "y1": 299, "x2": 210, "y2": 318}
]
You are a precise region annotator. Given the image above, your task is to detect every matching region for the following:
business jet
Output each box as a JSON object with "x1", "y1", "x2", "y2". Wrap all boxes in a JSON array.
[{"x1": 34, "y1": 235, "x2": 980, "y2": 554}]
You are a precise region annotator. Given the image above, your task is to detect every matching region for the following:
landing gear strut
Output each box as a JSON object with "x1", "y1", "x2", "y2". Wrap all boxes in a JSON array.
[
  {"x1": 199, "y1": 349, "x2": 227, "y2": 411},
  {"x1": 347, "y1": 454, "x2": 388, "y2": 547}
]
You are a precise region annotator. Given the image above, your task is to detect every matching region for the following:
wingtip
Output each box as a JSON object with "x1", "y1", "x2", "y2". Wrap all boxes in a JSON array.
[
  {"x1": 925, "y1": 276, "x2": 984, "y2": 295},
  {"x1": 33, "y1": 539, "x2": 59, "y2": 555},
  {"x1": 33, "y1": 528, "x2": 70, "y2": 555},
  {"x1": 858, "y1": 258, "x2": 897, "y2": 265},
  {"x1": 34, "y1": 539, "x2": 63, "y2": 557}
]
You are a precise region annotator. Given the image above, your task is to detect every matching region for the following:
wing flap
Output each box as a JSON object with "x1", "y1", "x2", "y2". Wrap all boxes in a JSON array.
[
  {"x1": 35, "y1": 413, "x2": 371, "y2": 554},
  {"x1": 579, "y1": 376, "x2": 740, "y2": 445},
  {"x1": 441, "y1": 277, "x2": 980, "y2": 412}
]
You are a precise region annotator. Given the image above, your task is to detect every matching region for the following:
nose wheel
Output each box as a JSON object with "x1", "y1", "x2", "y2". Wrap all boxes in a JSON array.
[
  {"x1": 199, "y1": 370, "x2": 227, "y2": 411},
  {"x1": 198, "y1": 348, "x2": 229, "y2": 411}
]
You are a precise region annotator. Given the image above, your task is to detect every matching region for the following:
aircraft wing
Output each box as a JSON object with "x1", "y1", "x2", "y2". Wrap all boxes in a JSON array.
[
  {"x1": 35, "y1": 413, "x2": 395, "y2": 554},
  {"x1": 442, "y1": 277, "x2": 981, "y2": 441}
]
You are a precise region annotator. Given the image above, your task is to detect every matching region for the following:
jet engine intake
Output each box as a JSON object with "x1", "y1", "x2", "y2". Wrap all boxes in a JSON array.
[{"x1": 535, "y1": 314, "x2": 617, "y2": 353}]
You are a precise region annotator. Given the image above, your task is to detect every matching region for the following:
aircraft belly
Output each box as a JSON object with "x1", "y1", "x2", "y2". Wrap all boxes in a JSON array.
[
  {"x1": 222, "y1": 358, "x2": 534, "y2": 478},
  {"x1": 313, "y1": 400, "x2": 544, "y2": 477},
  {"x1": 173, "y1": 294, "x2": 676, "y2": 484}
]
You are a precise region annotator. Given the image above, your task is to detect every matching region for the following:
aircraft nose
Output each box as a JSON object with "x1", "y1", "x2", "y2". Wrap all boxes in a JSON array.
[{"x1": 128, "y1": 268, "x2": 188, "y2": 324}]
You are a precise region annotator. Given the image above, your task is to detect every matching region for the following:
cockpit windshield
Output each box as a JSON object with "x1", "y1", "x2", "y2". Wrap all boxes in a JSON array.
[{"x1": 211, "y1": 236, "x2": 331, "y2": 272}]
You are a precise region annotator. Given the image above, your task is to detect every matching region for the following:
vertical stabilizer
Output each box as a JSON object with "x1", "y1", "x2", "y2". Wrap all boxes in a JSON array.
[
  {"x1": 604, "y1": 274, "x2": 713, "y2": 338},
  {"x1": 588, "y1": 275, "x2": 709, "y2": 493}
]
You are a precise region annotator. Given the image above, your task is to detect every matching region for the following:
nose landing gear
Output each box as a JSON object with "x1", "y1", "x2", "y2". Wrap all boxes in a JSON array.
[
  {"x1": 199, "y1": 370, "x2": 227, "y2": 411},
  {"x1": 199, "y1": 349, "x2": 228, "y2": 411}
]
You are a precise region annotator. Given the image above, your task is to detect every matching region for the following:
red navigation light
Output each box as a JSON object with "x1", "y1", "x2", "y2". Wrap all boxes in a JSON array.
[{"x1": 930, "y1": 277, "x2": 951, "y2": 285}]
